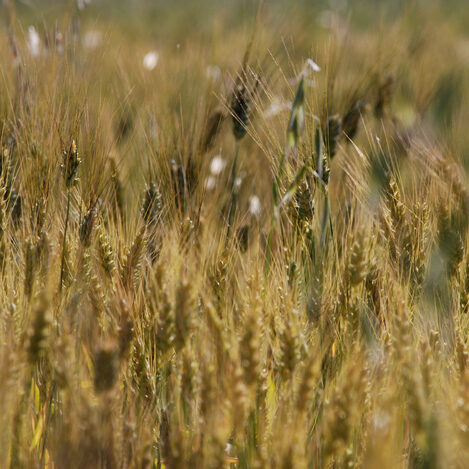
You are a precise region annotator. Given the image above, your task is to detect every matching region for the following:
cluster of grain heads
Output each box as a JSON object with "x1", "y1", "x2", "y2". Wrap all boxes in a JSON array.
[
  {"x1": 322, "y1": 359, "x2": 367, "y2": 467},
  {"x1": 392, "y1": 307, "x2": 436, "y2": 464},
  {"x1": 3, "y1": 5, "x2": 469, "y2": 467},
  {"x1": 378, "y1": 174, "x2": 428, "y2": 293}
]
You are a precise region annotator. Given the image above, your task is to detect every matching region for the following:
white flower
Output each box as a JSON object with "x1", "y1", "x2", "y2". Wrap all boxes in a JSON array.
[
  {"x1": 77, "y1": 0, "x2": 91, "y2": 10},
  {"x1": 143, "y1": 51, "x2": 159, "y2": 71},
  {"x1": 210, "y1": 155, "x2": 226, "y2": 176},
  {"x1": 27, "y1": 26, "x2": 41, "y2": 57},
  {"x1": 306, "y1": 58, "x2": 321, "y2": 73},
  {"x1": 206, "y1": 65, "x2": 221, "y2": 82},
  {"x1": 82, "y1": 30, "x2": 102, "y2": 50},
  {"x1": 288, "y1": 59, "x2": 320, "y2": 86},
  {"x1": 249, "y1": 195, "x2": 261, "y2": 217}
]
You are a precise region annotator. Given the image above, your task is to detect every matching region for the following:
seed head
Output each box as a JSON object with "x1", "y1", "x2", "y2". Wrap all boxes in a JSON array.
[
  {"x1": 61, "y1": 139, "x2": 81, "y2": 188},
  {"x1": 231, "y1": 82, "x2": 252, "y2": 141},
  {"x1": 79, "y1": 205, "x2": 98, "y2": 247},
  {"x1": 141, "y1": 182, "x2": 162, "y2": 228}
]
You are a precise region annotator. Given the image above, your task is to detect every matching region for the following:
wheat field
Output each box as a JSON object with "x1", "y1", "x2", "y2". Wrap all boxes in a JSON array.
[{"x1": 1, "y1": 0, "x2": 469, "y2": 467}]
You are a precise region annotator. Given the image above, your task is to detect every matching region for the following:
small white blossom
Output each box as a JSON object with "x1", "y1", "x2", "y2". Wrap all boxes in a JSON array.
[
  {"x1": 27, "y1": 26, "x2": 41, "y2": 57},
  {"x1": 77, "y1": 0, "x2": 91, "y2": 10},
  {"x1": 306, "y1": 58, "x2": 321, "y2": 73},
  {"x1": 288, "y1": 58, "x2": 320, "y2": 86},
  {"x1": 82, "y1": 30, "x2": 102, "y2": 50},
  {"x1": 143, "y1": 51, "x2": 159, "y2": 71},
  {"x1": 249, "y1": 195, "x2": 261, "y2": 217},
  {"x1": 210, "y1": 155, "x2": 226, "y2": 176}
]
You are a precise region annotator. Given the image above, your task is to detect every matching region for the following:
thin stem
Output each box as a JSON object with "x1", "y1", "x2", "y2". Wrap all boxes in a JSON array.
[
  {"x1": 227, "y1": 141, "x2": 240, "y2": 239},
  {"x1": 59, "y1": 189, "x2": 71, "y2": 292},
  {"x1": 264, "y1": 210, "x2": 276, "y2": 279},
  {"x1": 320, "y1": 193, "x2": 332, "y2": 248}
]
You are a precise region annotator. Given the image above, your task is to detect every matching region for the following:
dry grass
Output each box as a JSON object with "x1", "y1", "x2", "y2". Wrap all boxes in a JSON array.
[{"x1": 1, "y1": 0, "x2": 469, "y2": 467}]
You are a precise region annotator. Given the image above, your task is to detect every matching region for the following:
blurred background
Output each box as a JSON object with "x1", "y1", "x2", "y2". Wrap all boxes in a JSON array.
[{"x1": 3, "y1": 0, "x2": 469, "y2": 181}]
